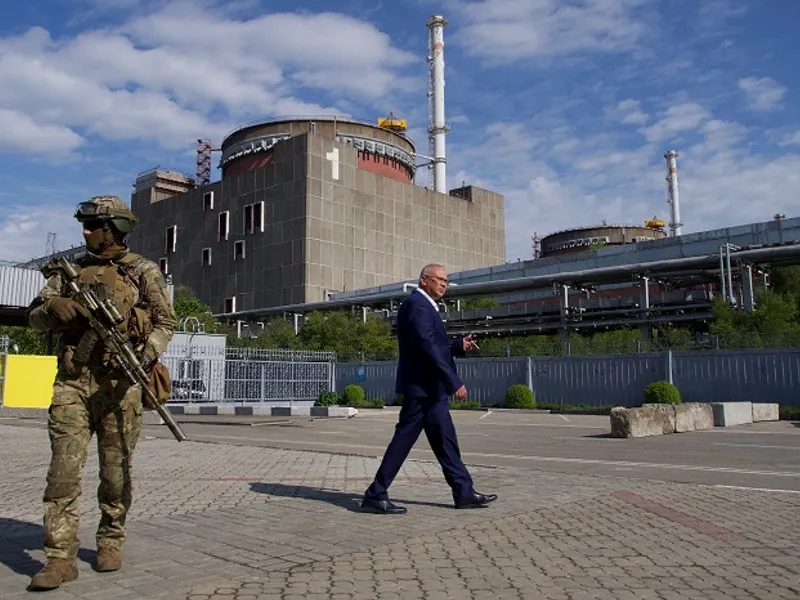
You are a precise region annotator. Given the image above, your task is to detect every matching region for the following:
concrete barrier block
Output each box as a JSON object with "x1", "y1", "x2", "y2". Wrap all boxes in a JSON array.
[
  {"x1": 610, "y1": 404, "x2": 676, "y2": 438},
  {"x1": 710, "y1": 402, "x2": 753, "y2": 427},
  {"x1": 752, "y1": 403, "x2": 779, "y2": 422},
  {"x1": 674, "y1": 403, "x2": 714, "y2": 432},
  {"x1": 142, "y1": 411, "x2": 164, "y2": 426}
]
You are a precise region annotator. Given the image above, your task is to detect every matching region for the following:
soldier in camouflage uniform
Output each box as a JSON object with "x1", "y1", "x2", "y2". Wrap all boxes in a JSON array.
[{"x1": 26, "y1": 196, "x2": 177, "y2": 591}]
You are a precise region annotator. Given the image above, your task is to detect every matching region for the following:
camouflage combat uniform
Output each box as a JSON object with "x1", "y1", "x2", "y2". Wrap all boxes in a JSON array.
[{"x1": 26, "y1": 196, "x2": 176, "y2": 590}]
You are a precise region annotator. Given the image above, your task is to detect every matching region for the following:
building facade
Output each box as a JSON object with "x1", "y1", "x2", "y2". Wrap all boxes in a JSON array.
[{"x1": 128, "y1": 117, "x2": 506, "y2": 314}]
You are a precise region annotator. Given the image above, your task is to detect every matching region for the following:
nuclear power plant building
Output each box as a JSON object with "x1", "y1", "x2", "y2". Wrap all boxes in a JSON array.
[{"x1": 128, "y1": 117, "x2": 506, "y2": 314}]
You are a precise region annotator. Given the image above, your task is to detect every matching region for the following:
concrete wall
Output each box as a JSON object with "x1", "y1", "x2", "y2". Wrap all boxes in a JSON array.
[
  {"x1": 305, "y1": 133, "x2": 505, "y2": 302},
  {"x1": 130, "y1": 126, "x2": 505, "y2": 312},
  {"x1": 130, "y1": 136, "x2": 308, "y2": 314}
]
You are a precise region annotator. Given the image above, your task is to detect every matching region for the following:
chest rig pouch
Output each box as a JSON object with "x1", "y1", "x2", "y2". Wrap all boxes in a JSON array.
[{"x1": 67, "y1": 254, "x2": 149, "y2": 372}]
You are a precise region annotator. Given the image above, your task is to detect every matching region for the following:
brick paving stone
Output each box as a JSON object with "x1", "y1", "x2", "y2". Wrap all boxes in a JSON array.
[{"x1": 3, "y1": 423, "x2": 800, "y2": 599}]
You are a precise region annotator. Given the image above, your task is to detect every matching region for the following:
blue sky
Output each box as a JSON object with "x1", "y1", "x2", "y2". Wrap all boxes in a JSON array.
[{"x1": 0, "y1": 0, "x2": 798, "y2": 264}]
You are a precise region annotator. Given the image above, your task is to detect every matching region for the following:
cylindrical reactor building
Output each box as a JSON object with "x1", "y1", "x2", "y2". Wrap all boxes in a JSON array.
[
  {"x1": 540, "y1": 224, "x2": 667, "y2": 258},
  {"x1": 220, "y1": 117, "x2": 417, "y2": 182}
]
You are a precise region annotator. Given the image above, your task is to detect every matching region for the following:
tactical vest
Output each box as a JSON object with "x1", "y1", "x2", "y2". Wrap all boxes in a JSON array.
[{"x1": 64, "y1": 252, "x2": 153, "y2": 370}]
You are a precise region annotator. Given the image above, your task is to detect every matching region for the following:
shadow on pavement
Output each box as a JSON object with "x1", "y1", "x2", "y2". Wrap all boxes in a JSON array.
[
  {"x1": 0, "y1": 518, "x2": 99, "y2": 578},
  {"x1": 0, "y1": 518, "x2": 43, "y2": 577},
  {"x1": 248, "y1": 482, "x2": 454, "y2": 511}
]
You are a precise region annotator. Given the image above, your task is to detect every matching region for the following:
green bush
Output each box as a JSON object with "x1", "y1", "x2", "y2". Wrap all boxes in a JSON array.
[
  {"x1": 393, "y1": 394, "x2": 404, "y2": 406},
  {"x1": 505, "y1": 384, "x2": 536, "y2": 409},
  {"x1": 450, "y1": 400, "x2": 482, "y2": 410},
  {"x1": 315, "y1": 391, "x2": 339, "y2": 407},
  {"x1": 346, "y1": 397, "x2": 384, "y2": 408},
  {"x1": 780, "y1": 406, "x2": 800, "y2": 420},
  {"x1": 643, "y1": 380, "x2": 681, "y2": 404},
  {"x1": 342, "y1": 384, "x2": 365, "y2": 406}
]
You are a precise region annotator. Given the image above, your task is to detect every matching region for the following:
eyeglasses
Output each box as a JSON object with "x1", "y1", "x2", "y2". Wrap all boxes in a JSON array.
[{"x1": 425, "y1": 274, "x2": 449, "y2": 285}]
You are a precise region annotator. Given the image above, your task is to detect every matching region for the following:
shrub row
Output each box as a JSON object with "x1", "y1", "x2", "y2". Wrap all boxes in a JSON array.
[
  {"x1": 318, "y1": 381, "x2": 800, "y2": 419},
  {"x1": 315, "y1": 385, "x2": 387, "y2": 409}
]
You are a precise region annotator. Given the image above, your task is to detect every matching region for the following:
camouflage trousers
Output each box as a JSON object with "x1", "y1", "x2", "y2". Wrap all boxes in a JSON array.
[{"x1": 43, "y1": 366, "x2": 143, "y2": 559}]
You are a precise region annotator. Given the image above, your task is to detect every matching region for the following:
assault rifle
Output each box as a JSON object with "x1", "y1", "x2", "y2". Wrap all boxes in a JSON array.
[{"x1": 45, "y1": 257, "x2": 187, "y2": 442}]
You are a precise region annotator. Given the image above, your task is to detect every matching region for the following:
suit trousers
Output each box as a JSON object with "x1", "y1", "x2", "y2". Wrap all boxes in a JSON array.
[{"x1": 365, "y1": 395, "x2": 474, "y2": 502}]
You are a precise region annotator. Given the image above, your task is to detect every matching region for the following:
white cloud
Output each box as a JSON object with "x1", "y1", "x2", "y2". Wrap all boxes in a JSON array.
[
  {"x1": 0, "y1": 204, "x2": 85, "y2": 264},
  {"x1": 640, "y1": 102, "x2": 710, "y2": 143},
  {"x1": 451, "y1": 0, "x2": 648, "y2": 63},
  {"x1": 779, "y1": 130, "x2": 800, "y2": 147},
  {"x1": 607, "y1": 99, "x2": 648, "y2": 125},
  {"x1": 738, "y1": 76, "x2": 786, "y2": 111},
  {"x1": 0, "y1": 109, "x2": 85, "y2": 156},
  {"x1": 0, "y1": 4, "x2": 417, "y2": 159},
  {"x1": 446, "y1": 94, "x2": 800, "y2": 261}
]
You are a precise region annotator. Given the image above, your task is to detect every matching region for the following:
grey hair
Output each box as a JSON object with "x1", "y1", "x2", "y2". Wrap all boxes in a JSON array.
[{"x1": 419, "y1": 263, "x2": 445, "y2": 280}]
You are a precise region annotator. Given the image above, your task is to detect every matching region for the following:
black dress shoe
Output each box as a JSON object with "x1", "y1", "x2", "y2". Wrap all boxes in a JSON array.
[
  {"x1": 455, "y1": 491, "x2": 498, "y2": 509},
  {"x1": 361, "y1": 496, "x2": 408, "y2": 514}
]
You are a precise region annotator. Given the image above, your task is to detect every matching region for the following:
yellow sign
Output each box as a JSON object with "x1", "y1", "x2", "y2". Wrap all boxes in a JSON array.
[{"x1": 2, "y1": 355, "x2": 57, "y2": 408}]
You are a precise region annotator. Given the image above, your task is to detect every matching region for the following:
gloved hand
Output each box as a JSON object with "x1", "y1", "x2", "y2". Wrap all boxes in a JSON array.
[{"x1": 49, "y1": 298, "x2": 89, "y2": 324}]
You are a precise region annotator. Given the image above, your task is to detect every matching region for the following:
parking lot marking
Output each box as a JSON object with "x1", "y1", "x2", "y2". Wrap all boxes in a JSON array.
[
  {"x1": 713, "y1": 443, "x2": 800, "y2": 450},
  {"x1": 709, "y1": 484, "x2": 800, "y2": 494},
  {"x1": 460, "y1": 452, "x2": 800, "y2": 478}
]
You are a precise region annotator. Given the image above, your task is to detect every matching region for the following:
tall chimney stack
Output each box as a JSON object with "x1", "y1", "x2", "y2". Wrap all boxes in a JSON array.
[
  {"x1": 664, "y1": 150, "x2": 682, "y2": 237},
  {"x1": 427, "y1": 15, "x2": 449, "y2": 194}
]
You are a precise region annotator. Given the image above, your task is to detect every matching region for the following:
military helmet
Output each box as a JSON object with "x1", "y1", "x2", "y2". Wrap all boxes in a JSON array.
[{"x1": 74, "y1": 195, "x2": 138, "y2": 234}]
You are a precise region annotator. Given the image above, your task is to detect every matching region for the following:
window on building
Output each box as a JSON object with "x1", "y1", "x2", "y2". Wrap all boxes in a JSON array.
[
  {"x1": 243, "y1": 204, "x2": 253, "y2": 235},
  {"x1": 218, "y1": 211, "x2": 229, "y2": 241},
  {"x1": 234, "y1": 240, "x2": 245, "y2": 260},
  {"x1": 224, "y1": 296, "x2": 236, "y2": 313},
  {"x1": 253, "y1": 201, "x2": 264, "y2": 232},
  {"x1": 165, "y1": 225, "x2": 177, "y2": 253},
  {"x1": 202, "y1": 247, "x2": 211, "y2": 266},
  {"x1": 158, "y1": 257, "x2": 168, "y2": 274},
  {"x1": 203, "y1": 191, "x2": 214, "y2": 211},
  {"x1": 243, "y1": 201, "x2": 265, "y2": 234}
]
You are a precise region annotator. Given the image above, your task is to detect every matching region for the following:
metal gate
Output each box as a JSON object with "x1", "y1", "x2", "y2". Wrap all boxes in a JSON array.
[{"x1": 161, "y1": 345, "x2": 336, "y2": 406}]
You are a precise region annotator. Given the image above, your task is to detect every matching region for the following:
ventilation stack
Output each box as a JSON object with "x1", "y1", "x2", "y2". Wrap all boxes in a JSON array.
[
  {"x1": 427, "y1": 15, "x2": 449, "y2": 194},
  {"x1": 664, "y1": 150, "x2": 683, "y2": 237}
]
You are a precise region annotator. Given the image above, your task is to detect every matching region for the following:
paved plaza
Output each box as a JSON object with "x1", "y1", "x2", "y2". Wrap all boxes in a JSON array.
[{"x1": 1, "y1": 409, "x2": 799, "y2": 599}]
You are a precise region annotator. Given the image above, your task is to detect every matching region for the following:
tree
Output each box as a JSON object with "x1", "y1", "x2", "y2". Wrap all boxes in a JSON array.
[
  {"x1": 459, "y1": 297, "x2": 500, "y2": 310},
  {"x1": 172, "y1": 285, "x2": 219, "y2": 333},
  {"x1": 709, "y1": 290, "x2": 800, "y2": 348},
  {"x1": 0, "y1": 326, "x2": 49, "y2": 355},
  {"x1": 299, "y1": 310, "x2": 397, "y2": 359},
  {"x1": 235, "y1": 318, "x2": 301, "y2": 349}
]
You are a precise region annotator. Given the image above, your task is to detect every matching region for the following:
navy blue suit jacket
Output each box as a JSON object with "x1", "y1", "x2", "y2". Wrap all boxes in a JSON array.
[{"x1": 394, "y1": 289, "x2": 465, "y2": 400}]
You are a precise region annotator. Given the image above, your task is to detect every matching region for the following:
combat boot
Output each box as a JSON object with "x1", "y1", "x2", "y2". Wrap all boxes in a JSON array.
[
  {"x1": 95, "y1": 548, "x2": 121, "y2": 572},
  {"x1": 28, "y1": 557, "x2": 78, "y2": 590}
]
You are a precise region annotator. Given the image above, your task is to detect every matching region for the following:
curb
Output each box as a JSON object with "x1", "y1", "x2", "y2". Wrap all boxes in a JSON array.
[
  {"x1": 166, "y1": 405, "x2": 359, "y2": 418},
  {"x1": 0, "y1": 405, "x2": 359, "y2": 425}
]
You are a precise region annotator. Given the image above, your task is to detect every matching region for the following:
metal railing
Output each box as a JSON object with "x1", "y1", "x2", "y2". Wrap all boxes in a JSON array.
[
  {"x1": 336, "y1": 349, "x2": 800, "y2": 408},
  {"x1": 162, "y1": 344, "x2": 335, "y2": 406}
]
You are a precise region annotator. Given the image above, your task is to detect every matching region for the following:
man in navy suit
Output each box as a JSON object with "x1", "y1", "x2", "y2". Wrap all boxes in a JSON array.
[{"x1": 361, "y1": 263, "x2": 498, "y2": 514}]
